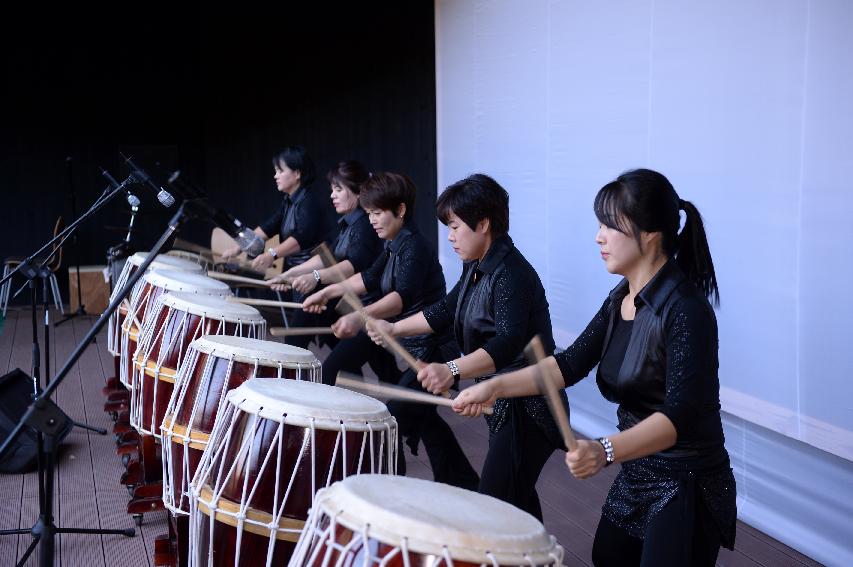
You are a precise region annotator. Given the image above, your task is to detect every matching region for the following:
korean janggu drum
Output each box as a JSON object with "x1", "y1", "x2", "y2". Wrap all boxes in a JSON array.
[
  {"x1": 130, "y1": 292, "x2": 267, "y2": 438},
  {"x1": 161, "y1": 335, "x2": 322, "y2": 518},
  {"x1": 188, "y1": 379, "x2": 397, "y2": 566},
  {"x1": 289, "y1": 475, "x2": 565, "y2": 567},
  {"x1": 107, "y1": 252, "x2": 204, "y2": 356},
  {"x1": 119, "y1": 269, "x2": 231, "y2": 389}
]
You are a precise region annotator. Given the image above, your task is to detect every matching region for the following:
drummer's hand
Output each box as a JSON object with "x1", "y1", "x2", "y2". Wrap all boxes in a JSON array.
[
  {"x1": 332, "y1": 313, "x2": 363, "y2": 339},
  {"x1": 417, "y1": 362, "x2": 454, "y2": 395},
  {"x1": 267, "y1": 273, "x2": 291, "y2": 292},
  {"x1": 292, "y1": 273, "x2": 318, "y2": 294},
  {"x1": 251, "y1": 252, "x2": 275, "y2": 272},
  {"x1": 565, "y1": 439, "x2": 606, "y2": 480},
  {"x1": 302, "y1": 290, "x2": 328, "y2": 314},
  {"x1": 221, "y1": 245, "x2": 242, "y2": 260},
  {"x1": 452, "y1": 381, "x2": 496, "y2": 418},
  {"x1": 365, "y1": 319, "x2": 395, "y2": 346}
]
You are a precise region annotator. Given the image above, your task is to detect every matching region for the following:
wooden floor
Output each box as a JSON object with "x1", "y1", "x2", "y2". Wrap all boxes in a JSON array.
[{"x1": 0, "y1": 308, "x2": 822, "y2": 566}]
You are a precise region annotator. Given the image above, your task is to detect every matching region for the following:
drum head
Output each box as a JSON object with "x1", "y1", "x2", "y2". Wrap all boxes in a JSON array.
[
  {"x1": 190, "y1": 335, "x2": 317, "y2": 366},
  {"x1": 312, "y1": 475, "x2": 561, "y2": 565},
  {"x1": 129, "y1": 252, "x2": 205, "y2": 273},
  {"x1": 227, "y1": 378, "x2": 393, "y2": 432},
  {"x1": 142, "y1": 269, "x2": 231, "y2": 295},
  {"x1": 160, "y1": 292, "x2": 265, "y2": 323}
]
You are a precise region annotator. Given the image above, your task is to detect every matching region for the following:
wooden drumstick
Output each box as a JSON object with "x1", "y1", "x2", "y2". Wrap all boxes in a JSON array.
[
  {"x1": 524, "y1": 335, "x2": 577, "y2": 451},
  {"x1": 314, "y1": 244, "x2": 423, "y2": 374},
  {"x1": 212, "y1": 257, "x2": 268, "y2": 276},
  {"x1": 206, "y1": 271, "x2": 275, "y2": 287},
  {"x1": 227, "y1": 297, "x2": 303, "y2": 309},
  {"x1": 269, "y1": 326, "x2": 334, "y2": 337},
  {"x1": 336, "y1": 373, "x2": 493, "y2": 415}
]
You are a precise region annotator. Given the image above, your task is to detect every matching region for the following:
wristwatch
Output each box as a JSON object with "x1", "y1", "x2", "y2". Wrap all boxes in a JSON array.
[
  {"x1": 312, "y1": 269, "x2": 321, "y2": 283},
  {"x1": 446, "y1": 360, "x2": 461, "y2": 380},
  {"x1": 597, "y1": 437, "x2": 615, "y2": 466},
  {"x1": 267, "y1": 248, "x2": 278, "y2": 259}
]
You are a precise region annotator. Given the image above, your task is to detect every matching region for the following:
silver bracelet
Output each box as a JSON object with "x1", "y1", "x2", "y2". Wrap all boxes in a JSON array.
[
  {"x1": 597, "y1": 437, "x2": 615, "y2": 466},
  {"x1": 312, "y1": 269, "x2": 321, "y2": 283},
  {"x1": 446, "y1": 360, "x2": 461, "y2": 380}
]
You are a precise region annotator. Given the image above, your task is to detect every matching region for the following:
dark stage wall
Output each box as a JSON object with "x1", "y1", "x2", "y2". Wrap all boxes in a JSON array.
[{"x1": 0, "y1": 2, "x2": 437, "y2": 304}]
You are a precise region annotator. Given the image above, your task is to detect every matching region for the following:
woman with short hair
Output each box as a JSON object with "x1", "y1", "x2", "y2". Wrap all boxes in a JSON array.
[
  {"x1": 368, "y1": 173, "x2": 564, "y2": 520},
  {"x1": 302, "y1": 171, "x2": 479, "y2": 490}
]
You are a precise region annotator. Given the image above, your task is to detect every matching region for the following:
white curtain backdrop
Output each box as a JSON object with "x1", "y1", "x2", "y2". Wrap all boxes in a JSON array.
[{"x1": 435, "y1": 2, "x2": 853, "y2": 565}]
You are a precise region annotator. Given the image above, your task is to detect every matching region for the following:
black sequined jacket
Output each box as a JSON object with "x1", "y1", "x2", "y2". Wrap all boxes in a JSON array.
[
  {"x1": 555, "y1": 260, "x2": 726, "y2": 456},
  {"x1": 361, "y1": 224, "x2": 456, "y2": 359},
  {"x1": 331, "y1": 207, "x2": 382, "y2": 273},
  {"x1": 423, "y1": 235, "x2": 566, "y2": 445},
  {"x1": 259, "y1": 185, "x2": 337, "y2": 268},
  {"x1": 554, "y1": 260, "x2": 737, "y2": 548}
]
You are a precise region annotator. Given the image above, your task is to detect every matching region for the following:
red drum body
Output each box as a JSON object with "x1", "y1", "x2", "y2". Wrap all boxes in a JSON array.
[
  {"x1": 187, "y1": 379, "x2": 397, "y2": 567},
  {"x1": 130, "y1": 293, "x2": 266, "y2": 437},
  {"x1": 119, "y1": 269, "x2": 230, "y2": 389},
  {"x1": 107, "y1": 252, "x2": 203, "y2": 357},
  {"x1": 161, "y1": 337, "x2": 322, "y2": 519}
]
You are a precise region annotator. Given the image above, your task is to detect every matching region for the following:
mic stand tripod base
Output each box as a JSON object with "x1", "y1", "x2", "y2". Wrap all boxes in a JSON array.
[
  {"x1": 0, "y1": 200, "x2": 188, "y2": 567},
  {"x1": 54, "y1": 304, "x2": 91, "y2": 327},
  {"x1": 0, "y1": 397, "x2": 134, "y2": 567}
]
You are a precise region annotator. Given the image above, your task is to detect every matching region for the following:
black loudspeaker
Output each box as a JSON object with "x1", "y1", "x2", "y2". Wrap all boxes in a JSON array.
[{"x1": 0, "y1": 368, "x2": 72, "y2": 473}]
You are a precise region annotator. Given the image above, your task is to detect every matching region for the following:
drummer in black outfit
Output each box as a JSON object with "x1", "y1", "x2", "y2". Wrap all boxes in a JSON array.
[
  {"x1": 367, "y1": 174, "x2": 565, "y2": 520},
  {"x1": 221, "y1": 146, "x2": 336, "y2": 331},
  {"x1": 267, "y1": 160, "x2": 382, "y2": 348},
  {"x1": 453, "y1": 169, "x2": 737, "y2": 566},
  {"x1": 302, "y1": 172, "x2": 479, "y2": 490},
  {"x1": 222, "y1": 146, "x2": 335, "y2": 271}
]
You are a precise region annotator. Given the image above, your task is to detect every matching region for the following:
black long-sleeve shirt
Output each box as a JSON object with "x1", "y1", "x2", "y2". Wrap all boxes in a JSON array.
[
  {"x1": 423, "y1": 235, "x2": 564, "y2": 442},
  {"x1": 361, "y1": 224, "x2": 452, "y2": 356},
  {"x1": 554, "y1": 262, "x2": 724, "y2": 453},
  {"x1": 259, "y1": 186, "x2": 336, "y2": 267},
  {"x1": 332, "y1": 207, "x2": 382, "y2": 273},
  {"x1": 423, "y1": 235, "x2": 554, "y2": 371}
]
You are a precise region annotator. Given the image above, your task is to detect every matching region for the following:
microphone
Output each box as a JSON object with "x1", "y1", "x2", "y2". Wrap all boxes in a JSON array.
[
  {"x1": 122, "y1": 155, "x2": 176, "y2": 207},
  {"x1": 101, "y1": 167, "x2": 140, "y2": 207},
  {"x1": 235, "y1": 228, "x2": 265, "y2": 258},
  {"x1": 166, "y1": 169, "x2": 266, "y2": 258}
]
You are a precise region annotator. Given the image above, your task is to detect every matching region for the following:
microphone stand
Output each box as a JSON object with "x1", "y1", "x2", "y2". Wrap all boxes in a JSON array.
[
  {"x1": 0, "y1": 177, "x2": 126, "y2": 290},
  {"x1": 0, "y1": 176, "x2": 159, "y2": 567},
  {"x1": 55, "y1": 157, "x2": 90, "y2": 326},
  {"x1": 0, "y1": 201, "x2": 192, "y2": 567}
]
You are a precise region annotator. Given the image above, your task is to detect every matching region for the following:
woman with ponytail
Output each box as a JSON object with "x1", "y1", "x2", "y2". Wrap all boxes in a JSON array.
[{"x1": 453, "y1": 169, "x2": 736, "y2": 566}]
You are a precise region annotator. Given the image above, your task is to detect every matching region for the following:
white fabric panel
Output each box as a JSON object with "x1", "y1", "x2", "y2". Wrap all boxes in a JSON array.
[
  {"x1": 649, "y1": 1, "x2": 807, "y2": 428},
  {"x1": 436, "y1": 0, "x2": 853, "y2": 563},
  {"x1": 798, "y1": 0, "x2": 853, "y2": 459},
  {"x1": 725, "y1": 414, "x2": 853, "y2": 567}
]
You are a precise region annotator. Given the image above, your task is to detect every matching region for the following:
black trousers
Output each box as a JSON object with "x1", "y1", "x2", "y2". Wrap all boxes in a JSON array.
[
  {"x1": 276, "y1": 289, "x2": 338, "y2": 350},
  {"x1": 320, "y1": 332, "x2": 479, "y2": 490},
  {"x1": 319, "y1": 331, "x2": 400, "y2": 386},
  {"x1": 591, "y1": 487, "x2": 721, "y2": 567},
  {"x1": 478, "y1": 407, "x2": 555, "y2": 522}
]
